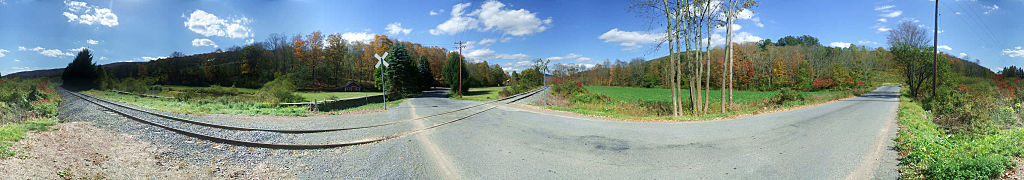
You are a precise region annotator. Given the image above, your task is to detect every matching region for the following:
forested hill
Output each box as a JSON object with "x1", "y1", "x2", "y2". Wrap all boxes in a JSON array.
[{"x1": 569, "y1": 35, "x2": 993, "y2": 91}]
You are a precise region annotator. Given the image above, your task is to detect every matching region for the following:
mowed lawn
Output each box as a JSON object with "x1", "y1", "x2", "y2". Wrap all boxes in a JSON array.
[
  {"x1": 452, "y1": 86, "x2": 505, "y2": 101},
  {"x1": 584, "y1": 86, "x2": 844, "y2": 103}
]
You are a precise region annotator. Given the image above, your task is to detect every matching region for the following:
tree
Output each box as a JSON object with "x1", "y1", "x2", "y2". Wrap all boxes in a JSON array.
[
  {"x1": 442, "y1": 52, "x2": 468, "y2": 94},
  {"x1": 374, "y1": 43, "x2": 418, "y2": 97},
  {"x1": 62, "y1": 48, "x2": 100, "y2": 89},
  {"x1": 490, "y1": 65, "x2": 507, "y2": 86},
  {"x1": 888, "y1": 21, "x2": 933, "y2": 99},
  {"x1": 418, "y1": 56, "x2": 435, "y2": 89}
]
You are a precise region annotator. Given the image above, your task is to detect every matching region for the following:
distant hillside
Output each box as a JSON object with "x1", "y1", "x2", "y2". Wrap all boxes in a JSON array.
[{"x1": 2, "y1": 61, "x2": 147, "y2": 79}]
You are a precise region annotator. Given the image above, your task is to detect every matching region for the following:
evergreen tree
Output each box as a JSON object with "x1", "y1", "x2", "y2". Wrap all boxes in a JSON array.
[
  {"x1": 62, "y1": 49, "x2": 100, "y2": 89},
  {"x1": 374, "y1": 43, "x2": 418, "y2": 97},
  {"x1": 418, "y1": 56, "x2": 435, "y2": 90},
  {"x1": 442, "y1": 51, "x2": 468, "y2": 94}
]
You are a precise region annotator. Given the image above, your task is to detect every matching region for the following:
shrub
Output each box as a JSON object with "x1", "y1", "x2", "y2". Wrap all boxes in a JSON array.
[
  {"x1": 258, "y1": 73, "x2": 299, "y2": 104},
  {"x1": 770, "y1": 88, "x2": 804, "y2": 105}
]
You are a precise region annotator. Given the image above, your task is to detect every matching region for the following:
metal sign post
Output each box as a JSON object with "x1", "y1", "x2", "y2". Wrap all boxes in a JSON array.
[{"x1": 374, "y1": 52, "x2": 389, "y2": 110}]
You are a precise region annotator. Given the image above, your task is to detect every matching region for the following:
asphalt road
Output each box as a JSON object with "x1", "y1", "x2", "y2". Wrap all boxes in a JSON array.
[{"x1": 402, "y1": 85, "x2": 901, "y2": 179}]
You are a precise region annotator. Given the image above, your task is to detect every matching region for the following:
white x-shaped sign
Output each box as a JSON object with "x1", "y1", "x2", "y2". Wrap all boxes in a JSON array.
[{"x1": 374, "y1": 52, "x2": 389, "y2": 68}]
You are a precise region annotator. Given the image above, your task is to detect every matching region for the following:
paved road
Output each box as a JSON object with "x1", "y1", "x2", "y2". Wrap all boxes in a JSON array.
[{"x1": 402, "y1": 85, "x2": 901, "y2": 179}]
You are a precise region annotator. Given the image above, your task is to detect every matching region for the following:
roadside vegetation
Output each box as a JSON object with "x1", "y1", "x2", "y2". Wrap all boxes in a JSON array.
[
  {"x1": 0, "y1": 78, "x2": 61, "y2": 158},
  {"x1": 881, "y1": 21, "x2": 1024, "y2": 179},
  {"x1": 450, "y1": 87, "x2": 505, "y2": 101}
]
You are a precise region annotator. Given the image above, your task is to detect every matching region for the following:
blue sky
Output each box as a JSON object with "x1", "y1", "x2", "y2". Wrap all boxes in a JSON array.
[{"x1": 1, "y1": 0, "x2": 1022, "y2": 76}]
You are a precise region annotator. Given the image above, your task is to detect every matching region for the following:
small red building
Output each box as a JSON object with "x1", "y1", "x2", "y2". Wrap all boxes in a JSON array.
[{"x1": 342, "y1": 81, "x2": 361, "y2": 92}]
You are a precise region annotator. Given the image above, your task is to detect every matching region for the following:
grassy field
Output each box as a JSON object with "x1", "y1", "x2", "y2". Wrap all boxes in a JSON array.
[
  {"x1": 294, "y1": 91, "x2": 381, "y2": 102},
  {"x1": 450, "y1": 86, "x2": 505, "y2": 101},
  {"x1": 548, "y1": 86, "x2": 855, "y2": 121},
  {"x1": 585, "y1": 86, "x2": 842, "y2": 103}
]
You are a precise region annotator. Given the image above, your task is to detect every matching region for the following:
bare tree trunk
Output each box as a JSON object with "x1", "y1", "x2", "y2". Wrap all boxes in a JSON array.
[
  {"x1": 661, "y1": 0, "x2": 679, "y2": 117},
  {"x1": 727, "y1": 0, "x2": 735, "y2": 107}
]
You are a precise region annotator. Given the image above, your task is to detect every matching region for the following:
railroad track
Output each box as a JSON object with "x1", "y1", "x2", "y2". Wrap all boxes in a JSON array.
[{"x1": 62, "y1": 86, "x2": 547, "y2": 149}]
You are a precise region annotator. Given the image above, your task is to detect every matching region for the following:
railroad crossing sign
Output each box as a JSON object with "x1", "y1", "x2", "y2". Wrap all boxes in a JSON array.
[
  {"x1": 374, "y1": 52, "x2": 389, "y2": 68},
  {"x1": 375, "y1": 52, "x2": 389, "y2": 110}
]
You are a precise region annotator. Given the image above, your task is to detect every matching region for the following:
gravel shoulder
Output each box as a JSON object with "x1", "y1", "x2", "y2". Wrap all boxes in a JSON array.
[{"x1": 0, "y1": 121, "x2": 290, "y2": 179}]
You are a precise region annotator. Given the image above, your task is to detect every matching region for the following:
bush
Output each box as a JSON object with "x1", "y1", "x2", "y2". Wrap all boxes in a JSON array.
[
  {"x1": 258, "y1": 73, "x2": 299, "y2": 104},
  {"x1": 770, "y1": 88, "x2": 804, "y2": 105}
]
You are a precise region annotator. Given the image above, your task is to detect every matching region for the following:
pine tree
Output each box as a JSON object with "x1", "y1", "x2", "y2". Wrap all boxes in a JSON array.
[
  {"x1": 442, "y1": 51, "x2": 468, "y2": 94},
  {"x1": 374, "y1": 43, "x2": 418, "y2": 97},
  {"x1": 418, "y1": 56, "x2": 435, "y2": 90},
  {"x1": 62, "y1": 48, "x2": 100, "y2": 89}
]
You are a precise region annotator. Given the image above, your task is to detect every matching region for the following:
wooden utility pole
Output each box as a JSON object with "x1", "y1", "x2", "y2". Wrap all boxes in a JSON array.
[
  {"x1": 455, "y1": 41, "x2": 467, "y2": 98},
  {"x1": 933, "y1": 0, "x2": 938, "y2": 98}
]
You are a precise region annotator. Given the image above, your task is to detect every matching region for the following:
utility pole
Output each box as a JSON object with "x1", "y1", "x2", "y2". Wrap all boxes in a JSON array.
[
  {"x1": 933, "y1": 0, "x2": 938, "y2": 98},
  {"x1": 454, "y1": 41, "x2": 467, "y2": 98}
]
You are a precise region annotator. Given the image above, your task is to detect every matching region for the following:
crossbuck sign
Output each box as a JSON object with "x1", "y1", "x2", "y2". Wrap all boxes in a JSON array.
[{"x1": 374, "y1": 53, "x2": 389, "y2": 110}]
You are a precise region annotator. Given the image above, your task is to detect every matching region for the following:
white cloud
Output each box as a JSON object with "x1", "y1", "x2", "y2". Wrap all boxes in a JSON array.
[
  {"x1": 430, "y1": 1, "x2": 552, "y2": 36},
  {"x1": 1002, "y1": 46, "x2": 1024, "y2": 58},
  {"x1": 829, "y1": 42, "x2": 852, "y2": 48},
  {"x1": 938, "y1": 45, "x2": 952, "y2": 51},
  {"x1": 99, "y1": 56, "x2": 108, "y2": 60},
  {"x1": 63, "y1": 1, "x2": 119, "y2": 27},
  {"x1": 502, "y1": 60, "x2": 536, "y2": 72},
  {"x1": 477, "y1": 38, "x2": 496, "y2": 45},
  {"x1": 429, "y1": 9, "x2": 445, "y2": 16},
  {"x1": 983, "y1": 5, "x2": 999, "y2": 15},
  {"x1": 958, "y1": 53, "x2": 968, "y2": 58},
  {"x1": 598, "y1": 28, "x2": 664, "y2": 50},
  {"x1": 191, "y1": 38, "x2": 218, "y2": 48},
  {"x1": 0, "y1": 49, "x2": 7, "y2": 58},
  {"x1": 704, "y1": 31, "x2": 763, "y2": 48},
  {"x1": 23, "y1": 46, "x2": 74, "y2": 57},
  {"x1": 430, "y1": 3, "x2": 479, "y2": 35},
  {"x1": 877, "y1": 27, "x2": 892, "y2": 32},
  {"x1": 576, "y1": 57, "x2": 593, "y2": 63},
  {"x1": 464, "y1": 48, "x2": 495, "y2": 62},
  {"x1": 877, "y1": 18, "x2": 887, "y2": 22},
  {"x1": 857, "y1": 40, "x2": 878, "y2": 45},
  {"x1": 141, "y1": 56, "x2": 167, "y2": 61},
  {"x1": 385, "y1": 22, "x2": 412, "y2": 35},
  {"x1": 86, "y1": 39, "x2": 100, "y2": 45},
  {"x1": 184, "y1": 10, "x2": 253, "y2": 39},
  {"x1": 547, "y1": 53, "x2": 582, "y2": 61},
  {"x1": 495, "y1": 53, "x2": 529, "y2": 60},
  {"x1": 14, "y1": 59, "x2": 20, "y2": 62},
  {"x1": 874, "y1": 5, "x2": 895, "y2": 11},
  {"x1": 39, "y1": 49, "x2": 73, "y2": 57},
  {"x1": 880, "y1": 10, "x2": 902, "y2": 18},
  {"x1": 67, "y1": 47, "x2": 88, "y2": 52},
  {"x1": 752, "y1": 17, "x2": 764, "y2": 28},
  {"x1": 341, "y1": 32, "x2": 375, "y2": 43},
  {"x1": 245, "y1": 39, "x2": 254, "y2": 44},
  {"x1": 472, "y1": 1, "x2": 553, "y2": 36},
  {"x1": 714, "y1": 24, "x2": 742, "y2": 33},
  {"x1": 955, "y1": 12, "x2": 961, "y2": 15},
  {"x1": 735, "y1": 9, "x2": 754, "y2": 20}
]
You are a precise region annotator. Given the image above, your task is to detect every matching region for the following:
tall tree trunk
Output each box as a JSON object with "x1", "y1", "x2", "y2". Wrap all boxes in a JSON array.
[{"x1": 662, "y1": 0, "x2": 679, "y2": 117}]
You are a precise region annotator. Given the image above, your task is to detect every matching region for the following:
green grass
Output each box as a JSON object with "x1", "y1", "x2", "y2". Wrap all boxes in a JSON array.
[
  {"x1": 294, "y1": 91, "x2": 381, "y2": 102},
  {"x1": 85, "y1": 90, "x2": 311, "y2": 116},
  {"x1": 548, "y1": 86, "x2": 854, "y2": 121},
  {"x1": 894, "y1": 92, "x2": 1024, "y2": 179},
  {"x1": 450, "y1": 86, "x2": 505, "y2": 101},
  {"x1": 585, "y1": 86, "x2": 843, "y2": 103},
  {"x1": 1, "y1": 118, "x2": 57, "y2": 158},
  {"x1": 323, "y1": 98, "x2": 405, "y2": 114}
]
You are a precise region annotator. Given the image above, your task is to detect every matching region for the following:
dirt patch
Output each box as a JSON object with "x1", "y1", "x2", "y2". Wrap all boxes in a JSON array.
[
  {"x1": 1003, "y1": 158, "x2": 1024, "y2": 180},
  {"x1": 0, "y1": 122, "x2": 292, "y2": 179}
]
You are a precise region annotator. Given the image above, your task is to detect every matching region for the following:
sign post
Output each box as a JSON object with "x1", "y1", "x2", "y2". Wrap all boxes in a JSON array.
[{"x1": 374, "y1": 52, "x2": 389, "y2": 110}]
